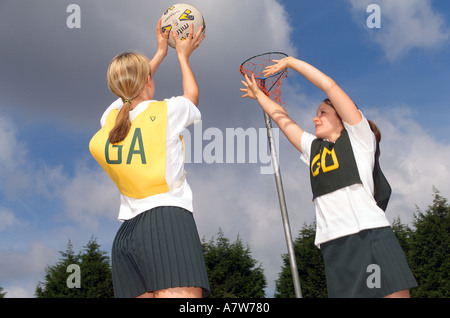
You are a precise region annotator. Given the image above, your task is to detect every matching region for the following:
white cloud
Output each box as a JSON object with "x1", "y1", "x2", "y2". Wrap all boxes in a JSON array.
[
  {"x1": 348, "y1": 0, "x2": 450, "y2": 61},
  {"x1": 60, "y1": 164, "x2": 119, "y2": 229},
  {"x1": 0, "y1": 117, "x2": 33, "y2": 200},
  {"x1": 0, "y1": 208, "x2": 18, "y2": 232},
  {"x1": 0, "y1": 0, "x2": 297, "y2": 129},
  {"x1": 364, "y1": 105, "x2": 450, "y2": 220},
  {"x1": 0, "y1": 116, "x2": 118, "y2": 296},
  {"x1": 0, "y1": 113, "x2": 119, "y2": 228},
  {"x1": 3, "y1": 285, "x2": 32, "y2": 298},
  {"x1": 0, "y1": 241, "x2": 57, "y2": 298}
]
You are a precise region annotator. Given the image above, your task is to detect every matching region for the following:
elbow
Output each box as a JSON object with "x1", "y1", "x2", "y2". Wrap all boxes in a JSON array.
[
  {"x1": 184, "y1": 93, "x2": 199, "y2": 106},
  {"x1": 322, "y1": 78, "x2": 337, "y2": 94}
]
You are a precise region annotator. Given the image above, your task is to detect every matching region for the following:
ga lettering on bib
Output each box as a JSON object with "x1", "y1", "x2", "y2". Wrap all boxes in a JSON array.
[{"x1": 89, "y1": 101, "x2": 169, "y2": 199}]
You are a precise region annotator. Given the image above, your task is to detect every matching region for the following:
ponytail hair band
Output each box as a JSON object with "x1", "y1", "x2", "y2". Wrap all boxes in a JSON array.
[{"x1": 124, "y1": 99, "x2": 132, "y2": 104}]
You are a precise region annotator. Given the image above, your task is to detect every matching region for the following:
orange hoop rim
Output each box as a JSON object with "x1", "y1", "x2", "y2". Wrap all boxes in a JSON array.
[
  {"x1": 239, "y1": 51, "x2": 288, "y2": 82},
  {"x1": 240, "y1": 52, "x2": 288, "y2": 105}
]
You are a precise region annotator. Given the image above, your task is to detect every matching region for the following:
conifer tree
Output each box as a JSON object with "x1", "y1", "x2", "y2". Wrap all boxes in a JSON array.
[
  {"x1": 0, "y1": 286, "x2": 6, "y2": 298},
  {"x1": 35, "y1": 240, "x2": 81, "y2": 297},
  {"x1": 202, "y1": 229, "x2": 266, "y2": 298},
  {"x1": 35, "y1": 237, "x2": 113, "y2": 298},
  {"x1": 274, "y1": 222, "x2": 327, "y2": 298},
  {"x1": 408, "y1": 189, "x2": 450, "y2": 297}
]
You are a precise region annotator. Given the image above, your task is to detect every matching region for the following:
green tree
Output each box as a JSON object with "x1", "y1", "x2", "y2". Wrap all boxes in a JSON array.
[
  {"x1": 78, "y1": 236, "x2": 114, "y2": 298},
  {"x1": 202, "y1": 229, "x2": 266, "y2": 298},
  {"x1": 274, "y1": 222, "x2": 327, "y2": 298},
  {"x1": 0, "y1": 286, "x2": 6, "y2": 298},
  {"x1": 408, "y1": 189, "x2": 450, "y2": 298},
  {"x1": 275, "y1": 190, "x2": 450, "y2": 298},
  {"x1": 35, "y1": 240, "x2": 81, "y2": 297},
  {"x1": 391, "y1": 217, "x2": 413, "y2": 256},
  {"x1": 35, "y1": 237, "x2": 113, "y2": 298}
]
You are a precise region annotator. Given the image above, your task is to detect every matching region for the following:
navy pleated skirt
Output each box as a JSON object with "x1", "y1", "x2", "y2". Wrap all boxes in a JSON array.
[
  {"x1": 111, "y1": 206, "x2": 210, "y2": 298},
  {"x1": 320, "y1": 226, "x2": 417, "y2": 298}
]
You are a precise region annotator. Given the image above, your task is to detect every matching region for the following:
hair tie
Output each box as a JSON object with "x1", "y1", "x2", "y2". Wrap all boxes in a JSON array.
[{"x1": 124, "y1": 99, "x2": 132, "y2": 104}]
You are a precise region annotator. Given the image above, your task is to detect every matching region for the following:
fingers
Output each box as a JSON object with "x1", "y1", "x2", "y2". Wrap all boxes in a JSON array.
[
  {"x1": 156, "y1": 18, "x2": 161, "y2": 32},
  {"x1": 249, "y1": 73, "x2": 258, "y2": 86},
  {"x1": 240, "y1": 79, "x2": 250, "y2": 95},
  {"x1": 193, "y1": 24, "x2": 204, "y2": 40},
  {"x1": 240, "y1": 85, "x2": 250, "y2": 98},
  {"x1": 244, "y1": 73, "x2": 257, "y2": 87},
  {"x1": 242, "y1": 74, "x2": 252, "y2": 87},
  {"x1": 240, "y1": 74, "x2": 259, "y2": 99},
  {"x1": 240, "y1": 76, "x2": 250, "y2": 98},
  {"x1": 262, "y1": 58, "x2": 287, "y2": 77},
  {"x1": 172, "y1": 29, "x2": 179, "y2": 43},
  {"x1": 190, "y1": 24, "x2": 205, "y2": 49},
  {"x1": 263, "y1": 64, "x2": 279, "y2": 77},
  {"x1": 173, "y1": 24, "x2": 204, "y2": 49},
  {"x1": 187, "y1": 23, "x2": 195, "y2": 41},
  {"x1": 156, "y1": 18, "x2": 168, "y2": 37},
  {"x1": 162, "y1": 28, "x2": 169, "y2": 39}
]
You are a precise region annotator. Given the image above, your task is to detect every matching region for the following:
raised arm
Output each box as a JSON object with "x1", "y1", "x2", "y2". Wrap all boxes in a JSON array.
[
  {"x1": 149, "y1": 19, "x2": 169, "y2": 76},
  {"x1": 264, "y1": 57, "x2": 362, "y2": 125},
  {"x1": 173, "y1": 24, "x2": 205, "y2": 106},
  {"x1": 241, "y1": 74, "x2": 304, "y2": 153}
]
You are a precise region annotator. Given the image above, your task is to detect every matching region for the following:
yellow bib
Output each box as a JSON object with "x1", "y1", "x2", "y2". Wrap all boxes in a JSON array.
[{"x1": 89, "y1": 101, "x2": 169, "y2": 199}]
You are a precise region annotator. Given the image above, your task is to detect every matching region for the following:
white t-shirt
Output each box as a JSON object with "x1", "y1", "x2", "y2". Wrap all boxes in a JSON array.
[
  {"x1": 99, "y1": 96, "x2": 201, "y2": 221},
  {"x1": 300, "y1": 113, "x2": 390, "y2": 247}
]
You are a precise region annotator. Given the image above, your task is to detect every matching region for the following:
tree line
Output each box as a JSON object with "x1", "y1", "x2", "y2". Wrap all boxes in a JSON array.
[
  {"x1": 1, "y1": 189, "x2": 448, "y2": 298},
  {"x1": 276, "y1": 189, "x2": 449, "y2": 298}
]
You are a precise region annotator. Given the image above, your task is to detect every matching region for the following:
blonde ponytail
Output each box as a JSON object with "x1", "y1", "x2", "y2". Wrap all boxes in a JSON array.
[
  {"x1": 106, "y1": 52, "x2": 151, "y2": 144},
  {"x1": 109, "y1": 99, "x2": 133, "y2": 144}
]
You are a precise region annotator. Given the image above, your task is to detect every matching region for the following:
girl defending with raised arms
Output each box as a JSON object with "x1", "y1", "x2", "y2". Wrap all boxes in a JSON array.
[{"x1": 241, "y1": 56, "x2": 417, "y2": 298}]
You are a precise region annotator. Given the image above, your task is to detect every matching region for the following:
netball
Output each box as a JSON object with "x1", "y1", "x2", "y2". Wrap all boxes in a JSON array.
[{"x1": 161, "y1": 3, "x2": 206, "y2": 48}]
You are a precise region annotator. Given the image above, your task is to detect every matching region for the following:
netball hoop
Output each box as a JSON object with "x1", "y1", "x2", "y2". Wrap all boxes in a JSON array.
[
  {"x1": 240, "y1": 52, "x2": 302, "y2": 298},
  {"x1": 240, "y1": 52, "x2": 288, "y2": 106}
]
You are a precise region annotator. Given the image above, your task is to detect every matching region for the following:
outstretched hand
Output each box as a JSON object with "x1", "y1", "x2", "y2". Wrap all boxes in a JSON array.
[
  {"x1": 173, "y1": 23, "x2": 204, "y2": 106},
  {"x1": 156, "y1": 18, "x2": 169, "y2": 56},
  {"x1": 173, "y1": 23, "x2": 205, "y2": 59},
  {"x1": 240, "y1": 74, "x2": 261, "y2": 100},
  {"x1": 262, "y1": 56, "x2": 293, "y2": 77},
  {"x1": 150, "y1": 19, "x2": 170, "y2": 77}
]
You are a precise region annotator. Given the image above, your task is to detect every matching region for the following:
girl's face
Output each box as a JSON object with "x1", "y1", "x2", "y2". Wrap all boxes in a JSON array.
[{"x1": 313, "y1": 102, "x2": 344, "y2": 142}]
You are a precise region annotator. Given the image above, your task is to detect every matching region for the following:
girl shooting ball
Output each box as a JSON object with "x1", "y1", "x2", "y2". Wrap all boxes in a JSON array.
[{"x1": 89, "y1": 20, "x2": 209, "y2": 298}]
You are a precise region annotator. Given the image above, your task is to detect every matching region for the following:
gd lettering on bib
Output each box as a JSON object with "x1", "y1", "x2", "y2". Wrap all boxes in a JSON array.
[
  {"x1": 309, "y1": 129, "x2": 391, "y2": 211},
  {"x1": 309, "y1": 130, "x2": 362, "y2": 200}
]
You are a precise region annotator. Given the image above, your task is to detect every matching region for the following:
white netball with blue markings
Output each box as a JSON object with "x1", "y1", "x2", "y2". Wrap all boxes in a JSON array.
[{"x1": 161, "y1": 3, "x2": 206, "y2": 48}]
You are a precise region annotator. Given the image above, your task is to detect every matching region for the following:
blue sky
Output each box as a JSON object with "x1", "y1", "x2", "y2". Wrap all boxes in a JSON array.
[{"x1": 1, "y1": 0, "x2": 449, "y2": 298}]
